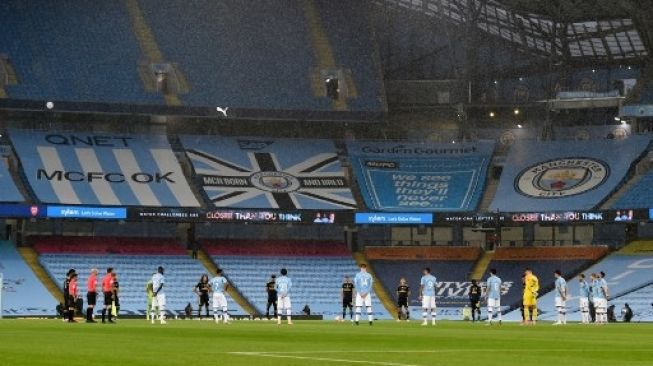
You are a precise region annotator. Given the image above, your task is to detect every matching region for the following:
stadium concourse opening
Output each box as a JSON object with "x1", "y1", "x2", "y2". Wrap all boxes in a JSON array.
[{"x1": 1, "y1": 0, "x2": 653, "y2": 365}]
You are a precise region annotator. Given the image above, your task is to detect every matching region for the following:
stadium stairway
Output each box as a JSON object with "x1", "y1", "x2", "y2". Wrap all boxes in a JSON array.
[
  {"x1": 352, "y1": 252, "x2": 397, "y2": 319},
  {"x1": 469, "y1": 250, "x2": 494, "y2": 280},
  {"x1": 17, "y1": 246, "x2": 64, "y2": 303},
  {"x1": 124, "y1": 0, "x2": 183, "y2": 106},
  {"x1": 301, "y1": 0, "x2": 350, "y2": 111},
  {"x1": 196, "y1": 248, "x2": 258, "y2": 316},
  {"x1": 478, "y1": 175, "x2": 499, "y2": 212}
]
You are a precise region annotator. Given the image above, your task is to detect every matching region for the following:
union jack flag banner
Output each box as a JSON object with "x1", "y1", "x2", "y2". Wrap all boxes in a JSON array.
[{"x1": 180, "y1": 136, "x2": 357, "y2": 210}]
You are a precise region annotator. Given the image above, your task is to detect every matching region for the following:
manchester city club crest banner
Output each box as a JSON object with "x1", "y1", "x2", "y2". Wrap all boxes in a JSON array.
[
  {"x1": 347, "y1": 141, "x2": 495, "y2": 212},
  {"x1": 180, "y1": 136, "x2": 357, "y2": 210},
  {"x1": 9, "y1": 129, "x2": 200, "y2": 207},
  {"x1": 490, "y1": 136, "x2": 651, "y2": 211}
]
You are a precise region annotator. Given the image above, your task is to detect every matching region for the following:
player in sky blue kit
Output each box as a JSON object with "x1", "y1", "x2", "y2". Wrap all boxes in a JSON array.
[
  {"x1": 151, "y1": 266, "x2": 166, "y2": 325},
  {"x1": 578, "y1": 274, "x2": 590, "y2": 324},
  {"x1": 553, "y1": 270, "x2": 568, "y2": 325},
  {"x1": 419, "y1": 267, "x2": 437, "y2": 326},
  {"x1": 354, "y1": 264, "x2": 374, "y2": 326},
  {"x1": 209, "y1": 268, "x2": 230, "y2": 324},
  {"x1": 485, "y1": 268, "x2": 502, "y2": 325},
  {"x1": 593, "y1": 272, "x2": 609, "y2": 324},
  {"x1": 275, "y1": 268, "x2": 293, "y2": 325}
]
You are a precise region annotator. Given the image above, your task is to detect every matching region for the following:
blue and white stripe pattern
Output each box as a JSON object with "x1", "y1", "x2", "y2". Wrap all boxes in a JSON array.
[{"x1": 10, "y1": 129, "x2": 199, "y2": 207}]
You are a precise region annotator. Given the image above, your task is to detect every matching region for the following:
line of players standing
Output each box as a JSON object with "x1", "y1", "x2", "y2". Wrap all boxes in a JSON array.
[
  {"x1": 63, "y1": 263, "x2": 611, "y2": 325},
  {"x1": 466, "y1": 269, "x2": 611, "y2": 325}
]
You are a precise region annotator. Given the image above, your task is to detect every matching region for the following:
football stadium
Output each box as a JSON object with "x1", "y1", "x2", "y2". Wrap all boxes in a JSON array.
[{"x1": 1, "y1": 1, "x2": 653, "y2": 365}]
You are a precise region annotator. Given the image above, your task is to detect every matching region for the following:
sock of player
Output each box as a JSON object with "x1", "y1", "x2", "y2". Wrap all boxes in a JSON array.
[
  {"x1": 488, "y1": 307, "x2": 493, "y2": 322},
  {"x1": 223, "y1": 307, "x2": 229, "y2": 323},
  {"x1": 524, "y1": 307, "x2": 530, "y2": 321},
  {"x1": 562, "y1": 310, "x2": 566, "y2": 324},
  {"x1": 159, "y1": 305, "x2": 166, "y2": 321},
  {"x1": 532, "y1": 307, "x2": 538, "y2": 321},
  {"x1": 214, "y1": 307, "x2": 221, "y2": 321},
  {"x1": 422, "y1": 309, "x2": 428, "y2": 322},
  {"x1": 355, "y1": 307, "x2": 361, "y2": 322},
  {"x1": 286, "y1": 308, "x2": 292, "y2": 322},
  {"x1": 367, "y1": 307, "x2": 373, "y2": 322},
  {"x1": 101, "y1": 308, "x2": 106, "y2": 322},
  {"x1": 430, "y1": 310, "x2": 436, "y2": 324}
]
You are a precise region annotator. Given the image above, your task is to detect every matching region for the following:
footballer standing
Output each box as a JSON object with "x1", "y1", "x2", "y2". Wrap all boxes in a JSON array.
[
  {"x1": 341, "y1": 275, "x2": 354, "y2": 322},
  {"x1": 276, "y1": 268, "x2": 293, "y2": 325},
  {"x1": 266, "y1": 274, "x2": 278, "y2": 319},
  {"x1": 419, "y1": 267, "x2": 437, "y2": 326},
  {"x1": 354, "y1": 264, "x2": 374, "y2": 326},
  {"x1": 396, "y1": 278, "x2": 410, "y2": 321},
  {"x1": 194, "y1": 274, "x2": 210, "y2": 319},
  {"x1": 468, "y1": 279, "x2": 481, "y2": 322},
  {"x1": 151, "y1": 266, "x2": 167, "y2": 325}
]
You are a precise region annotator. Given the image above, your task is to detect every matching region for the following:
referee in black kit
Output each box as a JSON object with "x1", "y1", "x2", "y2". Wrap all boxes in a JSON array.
[{"x1": 266, "y1": 275, "x2": 277, "y2": 319}]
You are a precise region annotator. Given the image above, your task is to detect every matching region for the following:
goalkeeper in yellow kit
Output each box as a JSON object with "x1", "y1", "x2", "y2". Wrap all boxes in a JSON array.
[{"x1": 523, "y1": 268, "x2": 539, "y2": 325}]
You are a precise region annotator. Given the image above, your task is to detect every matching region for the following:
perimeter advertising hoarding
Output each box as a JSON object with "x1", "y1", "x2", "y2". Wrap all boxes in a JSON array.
[
  {"x1": 128, "y1": 208, "x2": 351, "y2": 224},
  {"x1": 0, "y1": 204, "x2": 46, "y2": 218},
  {"x1": 46, "y1": 206, "x2": 127, "y2": 220}
]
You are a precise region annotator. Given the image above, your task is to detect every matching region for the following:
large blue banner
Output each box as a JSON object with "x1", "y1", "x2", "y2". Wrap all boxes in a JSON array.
[
  {"x1": 490, "y1": 136, "x2": 650, "y2": 211},
  {"x1": 0, "y1": 161, "x2": 23, "y2": 202},
  {"x1": 347, "y1": 141, "x2": 495, "y2": 212},
  {"x1": 180, "y1": 136, "x2": 356, "y2": 210},
  {"x1": 10, "y1": 129, "x2": 199, "y2": 207}
]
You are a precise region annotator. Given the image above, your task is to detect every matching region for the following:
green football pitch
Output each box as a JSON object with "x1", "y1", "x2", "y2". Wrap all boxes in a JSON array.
[{"x1": 0, "y1": 319, "x2": 651, "y2": 366}]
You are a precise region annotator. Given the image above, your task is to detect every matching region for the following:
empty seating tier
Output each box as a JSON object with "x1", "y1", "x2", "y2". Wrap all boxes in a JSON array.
[
  {"x1": 516, "y1": 241, "x2": 653, "y2": 321},
  {"x1": 33, "y1": 236, "x2": 245, "y2": 316},
  {"x1": 366, "y1": 246, "x2": 481, "y2": 319},
  {"x1": 204, "y1": 240, "x2": 390, "y2": 319}
]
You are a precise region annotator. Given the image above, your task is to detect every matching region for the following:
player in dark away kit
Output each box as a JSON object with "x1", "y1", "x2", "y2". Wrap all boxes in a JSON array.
[
  {"x1": 469, "y1": 279, "x2": 482, "y2": 322},
  {"x1": 397, "y1": 277, "x2": 411, "y2": 321},
  {"x1": 266, "y1": 275, "x2": 278, "y2": 319},
  {"x1": 341, "y1": 275, "x2": 354, "y2": 321},
  {"x1": 194, "y1": 274, "x2": 210, "y2": 319}
]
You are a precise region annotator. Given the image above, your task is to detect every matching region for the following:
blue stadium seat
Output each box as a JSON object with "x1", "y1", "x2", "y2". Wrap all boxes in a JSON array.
[
  {"x1": 0, "y1": 241, "x2": 57, "y2": 316},
  {"x1": 507, "y1": 249, "x2": 653, "y2": 321},
  {"x1": 613, "y1": 171, "x2": 653, "y2": 208},
  {"x1": 610, "y1": 283, "x2": 653, "y2": 321},
  {"x1": 38, "y1": 254, "x2": 245, "y2": 316},
  {"x1": 0, "y1": 1, "x2": 160, "y2": 104},
  {"x1": 214, "y1": 255, "x2": 390, "y2": 319}
]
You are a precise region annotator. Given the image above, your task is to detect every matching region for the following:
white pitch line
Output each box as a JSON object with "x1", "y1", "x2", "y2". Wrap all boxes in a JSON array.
[
  {"x1": 232, "y1": 348, "x2": 653, "y2": 355},
  {"x1": 229, "y1": 352, "x2": 421, "y2": 366}
]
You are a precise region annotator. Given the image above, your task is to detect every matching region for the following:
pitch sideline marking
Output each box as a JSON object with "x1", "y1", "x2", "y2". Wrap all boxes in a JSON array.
[{"x1": 230, "y1": 352, "x2": 421, "y2": 366}]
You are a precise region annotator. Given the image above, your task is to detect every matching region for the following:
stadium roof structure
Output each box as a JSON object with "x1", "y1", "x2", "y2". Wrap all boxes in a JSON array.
[{"x1": 377, "y1": 0, "x2": 649, "y2": 63}]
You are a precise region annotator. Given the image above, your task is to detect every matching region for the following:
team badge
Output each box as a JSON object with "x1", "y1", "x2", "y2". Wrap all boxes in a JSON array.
[
  {"x1": 249, "y1": 171, "x2": 301, "y2": 193},
  {"x1": 515, "y1": 158, "x2": 609, "y2": 198}
]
